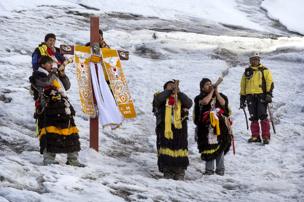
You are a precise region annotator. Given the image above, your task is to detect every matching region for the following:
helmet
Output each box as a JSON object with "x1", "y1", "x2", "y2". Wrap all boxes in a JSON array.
[{"x1": 250, "y1": 52, "x2": 260, "y2": 59}]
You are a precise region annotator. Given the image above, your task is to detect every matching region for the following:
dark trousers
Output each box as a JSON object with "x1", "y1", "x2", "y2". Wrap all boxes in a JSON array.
[
  {"x1": 246, "y1": 94, "x2": 270, "y2": 139},
  {"x1": 246, "y1": 94, "x2": 268, "y2": 121}
]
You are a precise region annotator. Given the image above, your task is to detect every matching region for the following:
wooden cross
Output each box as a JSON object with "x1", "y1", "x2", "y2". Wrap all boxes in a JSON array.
[
  {"x1": 89, "y1": 16, "x2": 100, "y2": 152},
  {"x1": 60, "y1": 16, "x2": 129, "y2": 152}
]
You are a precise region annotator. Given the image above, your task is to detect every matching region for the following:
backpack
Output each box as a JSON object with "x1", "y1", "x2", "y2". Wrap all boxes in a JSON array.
[{"x1": 259, "y1": 66, "x2": 274, "y2": 96}]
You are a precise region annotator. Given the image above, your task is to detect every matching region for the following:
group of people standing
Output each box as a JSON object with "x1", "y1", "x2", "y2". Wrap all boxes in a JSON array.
[
  {"x1": 30, "y1": 33, "x2": 84, "y2": 166},
  {"x1": 28, "y1": 32, "x2": 274, "y2": 179},
  {"x1": 153, "y1": 53, "x2": 274, "y2": 180},
  {"x1": 29, "y1": 31, "x2": 116, "y2": 166}
]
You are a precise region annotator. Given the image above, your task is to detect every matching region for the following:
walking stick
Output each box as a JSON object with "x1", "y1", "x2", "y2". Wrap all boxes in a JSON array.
[{"x1": 268, "y1": 104, "x2": 276, "y2": 134}]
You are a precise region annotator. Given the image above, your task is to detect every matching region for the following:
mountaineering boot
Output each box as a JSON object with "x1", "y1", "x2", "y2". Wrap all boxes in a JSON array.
[
  {"x1": 249, "y1": 120, "x2": 260, "y2": 142},
  {"x1": 263, "y1": 138, "x2": 270, "y2": 145},
  {"x1": 248, "y1": 137, "x2": 262, "y2": 143}
]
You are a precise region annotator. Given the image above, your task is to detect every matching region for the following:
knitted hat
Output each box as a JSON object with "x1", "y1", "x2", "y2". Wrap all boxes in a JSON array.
[{"x1": 44, "y1": 33, "x2": 56, "y2": 42}]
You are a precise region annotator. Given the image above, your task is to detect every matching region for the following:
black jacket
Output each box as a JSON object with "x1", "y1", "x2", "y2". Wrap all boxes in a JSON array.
[{"x1": 153, "y1": 90, "x2": 193, "y2": 126}]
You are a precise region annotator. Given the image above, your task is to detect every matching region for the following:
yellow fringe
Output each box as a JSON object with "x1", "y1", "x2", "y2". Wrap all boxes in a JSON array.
[
  {"x1": 38, "y1": 126, "x2": 79, "y2": 139},
  {"x1": 201, "y1": 145, "x2": 220, "y2": 155},
  {"x1": 159, "y1": 147, "x2": 188, "y2": 157}
]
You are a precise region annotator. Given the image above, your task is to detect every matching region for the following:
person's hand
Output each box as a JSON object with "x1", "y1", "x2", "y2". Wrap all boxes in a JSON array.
[
  {"x1": 213, "y1": 85, "x2": 219, "y2": 94},
  {"x1": 58, "y1": 69, "x2": 65, "y2": 77},
  {"x1": 240, "y1": 95, "x2": 246, "y2": 109},
  {"x1": 240, "y1": 102, "x2": 246, "y2": 109},
  {"x1": 265, "y1": 93, "x2": 272, "y2": 103},
  {"x1": 58, "y1": 64, "x2": 65, "y2": 72},
  {"x1": 173, "y1": 86, "x2": 180, "y2": 94},
  {"x1": 172, "y1": 80, "x2": 180, "y2": 94}
]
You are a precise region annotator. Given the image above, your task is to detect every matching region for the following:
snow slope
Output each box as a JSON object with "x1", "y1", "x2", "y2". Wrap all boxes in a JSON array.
[
  {"x1": 0, "y1": 1, "x2": 304, "y2": 202},
  {"x1": 0, "y1": 0, "x2": 263, "y2": 31},
  {"x1": 262, "y1": 0, "x2": 304, "y2": 35}
]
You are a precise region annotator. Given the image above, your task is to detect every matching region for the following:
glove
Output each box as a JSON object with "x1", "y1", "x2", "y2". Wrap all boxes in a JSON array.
[
  {"x1": 265, "y1": 93, "x2": 272, "y2": 103},
  {"x1": 240, "y1": 95, "x2": 246, "y2": 109}
]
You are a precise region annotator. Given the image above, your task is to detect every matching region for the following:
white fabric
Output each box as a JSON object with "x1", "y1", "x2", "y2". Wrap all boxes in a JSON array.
[
  {"x1": 90, "y1": 62, "x2": 123, "y2": 127},
  {"x1": 38, "y1": 67, "x2": 67, "y2": 97},
  {"x1": 37, "y1": 67, "x2": 49, "y2": 75}
]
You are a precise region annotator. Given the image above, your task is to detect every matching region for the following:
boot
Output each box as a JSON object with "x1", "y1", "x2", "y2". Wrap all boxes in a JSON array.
[
  {"x1": 173, "y1": 168, "x2": 185, "y2": 180},
  {"x1": 66, "y1": 152, "x2": 85, "y2": 167},
  {"x1": 43, "y1": 151, "x2": 59, "y2": 165},
  {"x1": 164, "y1": 171, "x2": 175, "y2": 179},
  {"x1": 215, "y1": 170, "x2": 224, "y2": 176},
  {"x1": 163, "y1": 167, "x2": 174, "y2": 179},
  {"x1": 248, "y1": 137, "x2": 261, "y2": 143},
  {"x1": 261, "y1": 119, "x2": 271, "y2": 144},
  {"x1": 249, "y1": 121, "x2": 260, "y2": 143},
  {"x1": 263, "y1": 139, "x2": 269, "y2": 145},
  {"x1": 203, "y1": 170, "x2": 214, "y2": 175}
]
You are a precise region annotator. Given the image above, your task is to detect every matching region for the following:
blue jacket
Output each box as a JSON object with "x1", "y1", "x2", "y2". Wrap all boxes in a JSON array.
[{"x1": 32, "y1": 43, "x2": 65, "y2": 71}]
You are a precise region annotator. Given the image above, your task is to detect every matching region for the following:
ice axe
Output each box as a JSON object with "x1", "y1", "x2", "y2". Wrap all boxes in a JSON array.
[
  {"x1": 268, "y1": 104, "x2": 276, "y2": 134},
  {"x1": 242, "y1": 107, "x2": 249, "y2": 130}
]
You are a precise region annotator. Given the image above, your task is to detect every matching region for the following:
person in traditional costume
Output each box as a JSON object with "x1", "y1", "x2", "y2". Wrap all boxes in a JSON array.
[
  {"x1": 153, "y1": 80, "x2": 192, "y2": 180},
  {"x1": 193, "y1": 78, "x2": 231, "y2": 176},
  {"x1": 29, "y1": 56, "x2": 84, "y2": 167}
]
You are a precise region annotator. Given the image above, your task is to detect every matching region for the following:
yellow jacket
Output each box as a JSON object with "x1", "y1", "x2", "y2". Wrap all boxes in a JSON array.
[{"x1": 240, "y1": 64, "x2": 273, "y2": 95}]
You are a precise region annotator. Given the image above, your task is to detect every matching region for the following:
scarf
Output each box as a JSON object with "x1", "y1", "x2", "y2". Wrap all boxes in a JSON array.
[
  {"x1": 164, "y1": 96, "x2": 182, "y2": 140},
  {"x1": 209, "y1": 111, "x2": 220, "y2": 136},
  {"x1": 38, "y1": 44, "x2": 61, "y2": 66}
]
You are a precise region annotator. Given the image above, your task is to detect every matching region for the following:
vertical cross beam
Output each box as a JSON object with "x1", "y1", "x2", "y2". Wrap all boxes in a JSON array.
[{"x1": 90, "y1": 16, "x2": 100, "y2": 151}]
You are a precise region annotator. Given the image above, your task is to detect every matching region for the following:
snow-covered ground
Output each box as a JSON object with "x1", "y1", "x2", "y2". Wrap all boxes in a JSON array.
[
  {"x1": 0, "y1": 1, "x2": 304, "y2": 202},
  {"x1": 262, "y1": 0, "x2": 304, "y2": 35}
]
